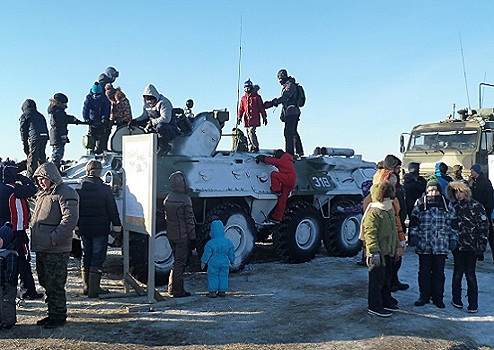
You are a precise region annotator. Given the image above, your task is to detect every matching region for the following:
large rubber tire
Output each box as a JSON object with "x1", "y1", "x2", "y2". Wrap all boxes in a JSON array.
[
  {"x1": 128, "y1": 229, "x2": 174, "y2": 287},
  {"x1": 272, "y1": 201, "x2": 322, "y2": 263},
  {"x1": 323, "y1": 199, "x2": 363, "y2": 257},
  {"x1": 197, "y1": 203, "x2": 256, "y2": 272}
]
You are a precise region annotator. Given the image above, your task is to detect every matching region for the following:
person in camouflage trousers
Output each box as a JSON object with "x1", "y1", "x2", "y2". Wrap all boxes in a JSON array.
[
  {"x1": 31, "y1": 162, "x2": 79, "y2": 329},
  {"x1": 446, "y1": 181, "x2": 488, "y2": 313}
]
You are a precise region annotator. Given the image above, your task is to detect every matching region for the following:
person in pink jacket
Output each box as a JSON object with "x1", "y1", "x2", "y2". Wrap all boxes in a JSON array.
[
  {"x1": 237, "y1": 79, "x2": 267, "y2": 152},
  {"x1": 256, "y1": 150, "x2": 297, "y2": 223}
]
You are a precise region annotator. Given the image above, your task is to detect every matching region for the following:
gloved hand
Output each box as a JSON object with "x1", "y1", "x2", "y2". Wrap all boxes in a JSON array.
[
  {"x1": 189, "y1": 239, "x2": 196, "y2": 250},
  {"x1": 271, "y1": 98, "x2": 279, "y2": 107},
  {"x1": 449, "y1": 240, "x2": 457, "y2": 251},
  {"x1": 23, "y1": 142, "x2": 29, "y2": 155},
  {"x1": 263, "y1": 101, "x2": 272, "y2": 109},
  {"x1": 255, "y1": 155, "x2": 266, "y2": 164},
  {"x1": 367, "y1": 253, "x2": 381, "y2": 268},
  {"x1": 262, "y1": 117, "x2": 268, "y2": 126},
  {"x1": 477, "y1": 252, "x2": 485, "y2": 261},
  {"x1": 144, "y1": 121, "x2": 153, "y2": 133}
]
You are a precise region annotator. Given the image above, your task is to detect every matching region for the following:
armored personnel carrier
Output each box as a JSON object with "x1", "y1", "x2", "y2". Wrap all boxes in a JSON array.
[{"x1": 63, "y1": 105, "x2": 375, "y2": 285}]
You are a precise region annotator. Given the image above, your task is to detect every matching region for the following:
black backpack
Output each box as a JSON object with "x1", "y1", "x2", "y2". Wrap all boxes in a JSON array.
[{"x1": 296, "y1": 83, "x2": 306, "y2": 107}]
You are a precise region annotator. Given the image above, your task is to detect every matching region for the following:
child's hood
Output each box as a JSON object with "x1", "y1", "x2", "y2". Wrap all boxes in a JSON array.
[{"x1": 209, "y1": 220, "x2": 225, "y2": 238}]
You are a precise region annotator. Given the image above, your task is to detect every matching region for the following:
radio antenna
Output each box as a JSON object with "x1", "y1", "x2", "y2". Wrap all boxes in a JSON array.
[
  {"x1": 459, "y1": 30, "x2": 471, "y2": 109},
  {"x1": 233, "y1": 13, "x2": 243, "y2": 152}
]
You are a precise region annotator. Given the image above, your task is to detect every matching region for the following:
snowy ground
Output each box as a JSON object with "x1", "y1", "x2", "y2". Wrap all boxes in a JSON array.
[{"x1": 0, "y1": 244, "x2": 493, "y2": 349}]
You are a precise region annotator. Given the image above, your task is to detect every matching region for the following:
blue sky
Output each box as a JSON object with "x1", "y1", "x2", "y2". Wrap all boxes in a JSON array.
[{"x1": 2, "y1": 1, "x2": 494, "y2": 163}]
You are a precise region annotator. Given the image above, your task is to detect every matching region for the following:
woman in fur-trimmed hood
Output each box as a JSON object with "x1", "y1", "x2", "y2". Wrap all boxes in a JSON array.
[{"x1": 445, "y1": 180, "x2": 488, "y2": 312}]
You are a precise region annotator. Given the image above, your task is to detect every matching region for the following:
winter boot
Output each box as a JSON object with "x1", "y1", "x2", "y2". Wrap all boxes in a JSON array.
[
  {"x1": 88, "y1": 267, "x2": 110, "y2": 298},
  {"x1": 81, "y1": 268, "x2": 89, "y2": 296}
]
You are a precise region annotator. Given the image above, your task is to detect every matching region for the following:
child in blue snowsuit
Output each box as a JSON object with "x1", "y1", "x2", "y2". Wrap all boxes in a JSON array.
[
  {"x1": 201, "y1": 220, "x2": 235, "y2": 298},
  {"x1": 0, "y1": 223, "x2": 18, "y2": 329}
]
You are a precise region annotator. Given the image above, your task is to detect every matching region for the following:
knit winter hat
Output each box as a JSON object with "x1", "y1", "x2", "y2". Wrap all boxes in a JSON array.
[
  {"x1": 0, "y1": 223, "x2": 14, "y2": 248},
  {"x1": 244, "y1": 79, "x2": 253, "y2": 89},
  {"x1": 277, "y1": 69, "x2": 288, "y2": 79},
  {"x1": 91, "y1": 82, "x2": 103, "y2": 94},
  {"x1": 86, "y1": 159, "x2": 103, "y2": 177},
  {"x1": 408, "y1": 162, "x2": 420, "y2": 174},
  {"x1": 471, "y1": 163, "x2": 482, "y2": 174},
  {"x1": 453, "y1": 164, "x2": 463, "y2": 173},
  {"x1": 426, "y1": 178, "x2": 441, "y2": 192},
  {"x1": 383, "y1": 154, "x2": 402, "y2": 170}
]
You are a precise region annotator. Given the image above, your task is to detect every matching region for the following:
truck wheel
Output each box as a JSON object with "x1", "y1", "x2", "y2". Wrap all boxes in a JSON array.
[
  {"x1": 129, "y1": 230, "x2": 174, "y2": 287},
  {"x1": 197, "y1": 203, "x2": 256, "y2": 272},
  {"x1": 323, "y1": 200, "x2": 362, "y2": 257},
  {"x1": 272, "y1": 201, "x2": 322, "y2": 263}
]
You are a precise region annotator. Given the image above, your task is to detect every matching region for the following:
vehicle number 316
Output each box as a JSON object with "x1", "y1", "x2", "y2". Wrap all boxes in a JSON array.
[{"x1": 311, "y1": 176, "x2": 333, "y2": 188}]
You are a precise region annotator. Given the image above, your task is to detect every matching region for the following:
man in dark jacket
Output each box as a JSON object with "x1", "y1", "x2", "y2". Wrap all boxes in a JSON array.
[
  {"x1": 76, "y1": 160, "x2": 121, "y2": 298},
  {"x1": 469, "y1": 163, "x2": 494, "y2": 261},
  {"x1": 0, "y1": 160, "x2": 43, "y2": 300},
  {"x1": 264, "y1": 69, "x2": 304, "y2": 158},
  {"x1": 48, "y1": 93, "x2": 81, "y2": 170},
  {"x1": 31, "y1": 162, "x2": 79, "y2": 329},
  {"x1": 19, "y1": 99, "x2": 49, "y2": 177},
  {"x1": 403, "y1": 162, "x2": 427, "y2": 220}
]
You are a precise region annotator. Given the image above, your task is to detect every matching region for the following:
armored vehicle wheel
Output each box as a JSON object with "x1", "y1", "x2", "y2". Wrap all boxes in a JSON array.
[
  {"x1": 129, "y1": 230, "x2": 174, "y2": 287},
  {"x1": 323, "y1": 200, "x2": 362, "y2": 257},
  {"x1": 272, "y1": 201, "x2": 322, "y2": 263},
  {"x1": 197, "y1": 203, "x2": 256, "y2": 272}
]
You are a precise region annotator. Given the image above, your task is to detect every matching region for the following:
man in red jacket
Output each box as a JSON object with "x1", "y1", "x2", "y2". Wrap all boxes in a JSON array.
[
  {"x1": 256, "y1": 150, "x2": 297, "y2": 223},
  {"x1": 237, "y1": 79, "x2": 267, "y2": 152}
]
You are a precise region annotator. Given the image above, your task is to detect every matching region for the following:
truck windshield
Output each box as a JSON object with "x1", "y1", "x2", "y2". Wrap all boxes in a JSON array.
[{"x1": 407, "y1": 129, "x2": 478, "y2": 152}]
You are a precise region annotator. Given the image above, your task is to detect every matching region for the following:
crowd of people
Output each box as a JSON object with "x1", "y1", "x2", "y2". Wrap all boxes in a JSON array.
[{"x1": 362, "y1": 156, "x2": 491, "y2": 317}]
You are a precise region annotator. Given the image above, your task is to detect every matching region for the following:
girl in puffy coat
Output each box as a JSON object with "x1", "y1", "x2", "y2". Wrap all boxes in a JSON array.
[{"x1": 201, "y1": 220, "x2": 235, "y2": 298}]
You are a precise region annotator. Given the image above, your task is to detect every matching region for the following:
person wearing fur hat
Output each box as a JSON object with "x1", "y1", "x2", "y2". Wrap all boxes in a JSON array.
[
  {"x1": 362, "y1": 181, "x2": 400, "y2": 317},
  {"x1": 19, "y1": 99, "x2": 49, "y2": 177},
  {"x1": 409, "y1": 178, "x2": 458, "y2": 309},
  {"x1": 163, "y1": 171, "x2": 196, "y2": 298},
  {"x1": 403, "y1": 162, "x2": 427, "y2": 220},
  {"x1": 0, "y1": 160, "x2": 43, "y2": 300},
  {"x1": 237, "y1": 79, "x2": 267, "y2": 152},
  {"x1": 264, "y1": 69, "x2": 304, "y2": 158},
  {"x1": 31, "y1": 162, "x2": 79, "y2": 329},
  {"x1": 130, "y1": 84, "x2": 177, "y2": 155},
  {"x1": 48, "y1": 93, "x2": 81, "y2": 170},
  {"x1": 256, "y1": 149, "x2": 297, "y2": 223},
  {"x1": 446, "y1": 181, "x2": 488, "y2": 312},
  {"x1": 76, "y1": 160, "x2": 121, "y2": 298},
  {"x1": 469, "y1": 163, "x2": 494, "y2": 262},
  {"x1": 0, "y1": 222, "x2": 18, "y2": 329},
  {"x1": 452, "y1": 164, "x2": 465, "y2": 181},
  {"x1": 82, "y1": 82, "x2": 111, "y2": 154}
]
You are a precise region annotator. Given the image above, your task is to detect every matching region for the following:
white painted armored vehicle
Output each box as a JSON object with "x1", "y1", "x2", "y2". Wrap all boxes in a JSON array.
[{"x1": 63, "y1": 105, "x2": 375, "y2": 285}]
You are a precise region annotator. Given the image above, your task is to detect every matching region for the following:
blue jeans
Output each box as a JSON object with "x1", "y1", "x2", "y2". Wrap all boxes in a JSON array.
[{"x1": 82, "y1": 235, "x2": 108, "y2": 269}]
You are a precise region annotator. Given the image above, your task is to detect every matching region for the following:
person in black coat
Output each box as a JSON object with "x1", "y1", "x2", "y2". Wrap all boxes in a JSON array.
[
  {"x1": 76, "y1": 160, "x2": 121, "y2": 297},
  {"x1": 48, "y1": 93, "x2": 81, "y2": 170},
  {"x1": 469, "y1": 163, "x2": 494, "y2": 262},
  {"x1": 19, "y1": 99, "x2": 49, "y2": 177},
  {"x1": 403, "y1": 162, "x2": 427, "y2": 220}
]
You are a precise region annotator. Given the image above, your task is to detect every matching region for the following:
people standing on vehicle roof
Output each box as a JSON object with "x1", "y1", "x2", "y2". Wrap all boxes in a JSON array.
[
  {"x1": 19, "y1": 99, "x2": 49, "y2": 178},
  {"x1": 163, "y1": 171, "x2": 196, "y2": 298},
  {"x1": 107, "y1": 86, "x2": 132, "y2": 127},
  {"x1": 130, "y1": 84, "x2": 178, "y2": 155},
  {"x1": 382, "y1": 154, "x2": 409, "y2": 292},
  {"x1": 31, "y1": 162, "x2": 79, "y2": 329},
  {"x1": 0, "y1": 160, "x2": 43, "y2": 300},
  {"x1": 264, "y1": 69, "x2": 304, "y2": 158},
  {"x1": 408, "y1": 178, "x2": 458, "y2": 309},
  {"x1": 98, "y1": 67, "x2": 119, "y2": 102},
  {"x1": 76, "y1": 160, "x2": 122, "y2": 298},
  {"x1": 82, "y1": 82, "x2": 111, "y2": 154},
  {"x1": 48, "y1": 93, "x2": 81, "y2": 171},
  {"x1": 403, "y1": 162, "x2": 427, "y2": 221},
  {"x1": 446, "y1": 180, "x2": 488, "y2": 313},
  {"x1": 469, "y1": 163, "x2": 494, "y2": 262},
  {"x1": 433, "y1": 162, "x2": 453, "y2": 196},
  {"x1": 255, "y1": 149, "x2": 297, "y2": 224},
  {"x1": 237, "y1": 79, "x2": 267, "y2": 152},
  {"x1": 362, "y1": 181, "x2": 400, "y2": 317}
]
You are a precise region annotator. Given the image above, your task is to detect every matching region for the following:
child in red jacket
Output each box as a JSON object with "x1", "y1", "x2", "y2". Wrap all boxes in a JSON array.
[{"x1": 256, "y1": 149, "x2": 296, "y2": 223}]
